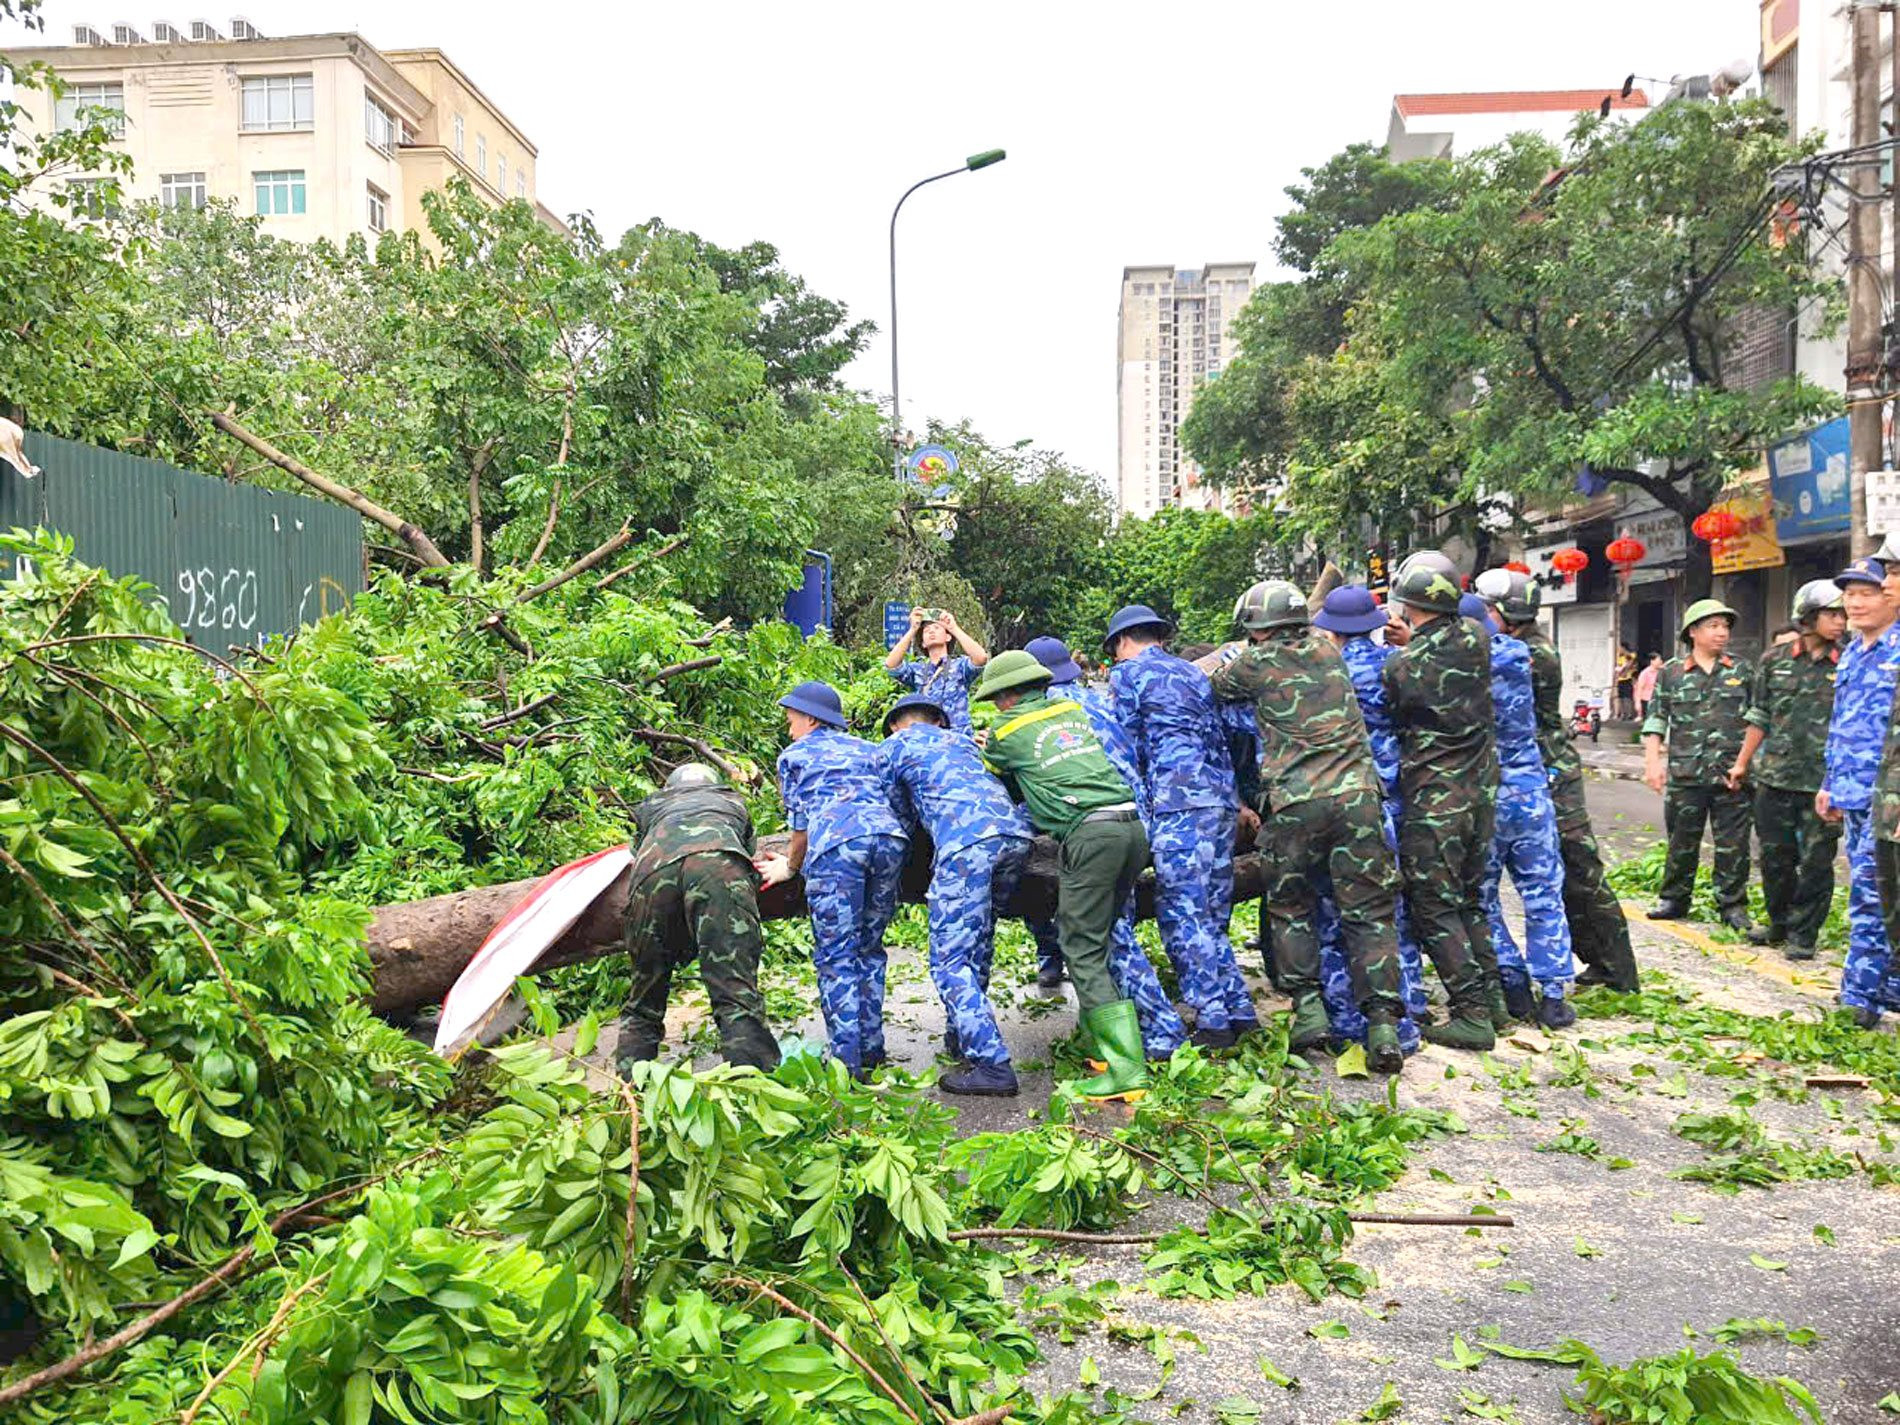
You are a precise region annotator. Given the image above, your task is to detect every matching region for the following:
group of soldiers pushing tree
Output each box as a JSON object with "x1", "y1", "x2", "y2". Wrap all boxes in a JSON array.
[{"x1": 608, "y1": 548, "x2": 1677, "y2": 1097}]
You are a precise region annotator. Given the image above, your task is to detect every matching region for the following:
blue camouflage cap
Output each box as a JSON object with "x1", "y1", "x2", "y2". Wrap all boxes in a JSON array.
[
  {"x1": 1835, "y1": 556, "x2": 1887, "y2": 588},
  {"x1": 778, "y1": 680, "x2": 846, "y2": 728},
  {"x1": 882, "y1": 693, "x2": 949, "y2": 733},
  {"x1": 1025, "y1": 635, "x2": 1084, "y2": 683}
]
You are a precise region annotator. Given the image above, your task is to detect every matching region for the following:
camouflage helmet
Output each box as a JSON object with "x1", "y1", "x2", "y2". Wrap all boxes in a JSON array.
[
  {"x1": 665, "y1": 763, "x2": 723, "y2": 789},
  {"x1": 1473, "y1": 567, "x2": 1540, "y2": 624},
  {"x1": 1791, "y1": 578, "x2": 1845, "y2": 625},
  {"x1": 1233, "y1": 578, "x2": 1309, "y2": 631},
  {"x1": 1390, "y1": 550, "x2": 1464, "y2": 615}
]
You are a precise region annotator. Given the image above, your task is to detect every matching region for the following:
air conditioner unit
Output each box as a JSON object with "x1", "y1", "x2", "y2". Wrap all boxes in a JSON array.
[
  {"x1": 152, "y1": 20, "x2": 183, "y2": 41},
  {"x1": 229, "y1": 15, "x2": 261, "y2": 39},
  {"x1": 189, "y1": 18, "x2": 221, "y2": 39},
  {"x1": 73, "y1": 22, "x2": 109, "y2": 44},
  {"x1": 112, "y1": 22, "x2": 145, "y2": 43}
]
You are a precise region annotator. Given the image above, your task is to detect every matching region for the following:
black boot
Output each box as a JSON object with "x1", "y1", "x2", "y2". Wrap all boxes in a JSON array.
[
  {"x1": 1501, "y1": 978, "x2": 1537, "y2": 1022},
  {"x1": 1719, "y1": 906, "x2": 1759, "y2": 936},
  {"x1": 1785, "y1": 938, "x2": 1817, "y2": 962},
  {"x1": 1748, "y1": 921, "x2": 1786, "y2": 947},
  {"x1": 1646, "y1": 900, "x2": 1688, "y2": 921},
  {"x1": 1536, "y1": 995, "x2": 1576, "y2": 1031}
]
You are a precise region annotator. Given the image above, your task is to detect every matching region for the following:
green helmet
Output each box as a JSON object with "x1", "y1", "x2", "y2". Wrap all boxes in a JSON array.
[
  {"x1": 1473, "y1": 567, "x2": 1540, "y2": 624},
  {"x1": 1233, "y1": 578, "x2": 1309, "y2": 631},
  {"x1": 972, "y1": 648, "x2": 1053, "y2": 702},
  {"x1": 666, "y1": 763, "x2": 723, "y2": 789},
  {"x1": 1679, "y1": 597, "x2": 1738, "y2": 643},
  {"x1": 1792, "y1": 579, "x2": 1844, "y2": 625},
  {"x1": 1390, "y1": 550, "x2": 1464, "y2": 615}
]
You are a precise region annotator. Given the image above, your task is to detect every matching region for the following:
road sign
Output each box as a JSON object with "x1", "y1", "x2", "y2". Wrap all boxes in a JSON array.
[
  {"x1": 883, "y1": 601, "x2": 913, "y2": 650},
  {"x1": 1867, "y1": 467, "x2": 1900, "y2": 537},
  {"x1": 903, "y1": 444, "x2": 959, "y2": 487}
]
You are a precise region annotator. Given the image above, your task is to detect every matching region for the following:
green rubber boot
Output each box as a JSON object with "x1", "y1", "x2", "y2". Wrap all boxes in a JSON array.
[
  {"x1": 1365, "y1": 1017, "x2": 1404, "y2": 1076},
  {"x1": 1288, "y1": 992, "x2": 1332, "y2": 1054},
  {"x1": 1077, "y1": 1000, "x2": 1150, "y2": 1102},
  {"x1": 1423, "y1": 981, "x2": 1497, "y2": 1051},
  {"x1": 1488, "y1": 983, "x2": 1512, "y2": 1032}
]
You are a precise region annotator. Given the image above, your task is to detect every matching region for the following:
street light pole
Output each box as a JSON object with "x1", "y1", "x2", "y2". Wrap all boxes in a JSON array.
[{"x1": 888, "y1": 148, "x2": 1006, "y2": 481}]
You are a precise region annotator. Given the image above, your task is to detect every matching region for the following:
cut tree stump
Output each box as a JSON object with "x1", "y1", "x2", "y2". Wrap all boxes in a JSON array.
[{"x1": 366, "y1": 829, "x2": 1267, "y2": 1015}]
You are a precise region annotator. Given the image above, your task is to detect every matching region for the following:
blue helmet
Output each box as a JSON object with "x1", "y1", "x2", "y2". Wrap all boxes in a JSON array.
[
  {"x1": 778, "y1": 680, "x2": 845, "y2": 728},
  {"x1": 1103, "y1": 603, "x2": 1173, "y2": 650}
]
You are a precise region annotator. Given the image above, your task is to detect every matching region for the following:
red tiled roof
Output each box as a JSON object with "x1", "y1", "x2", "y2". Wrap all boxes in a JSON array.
[{"x1": 1395, "y1": 89, "x2": 1650, "y2": 118}]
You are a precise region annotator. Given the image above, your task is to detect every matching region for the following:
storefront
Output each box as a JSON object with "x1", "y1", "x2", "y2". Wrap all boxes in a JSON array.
[{"x1": 1763, "y1": 416, "x2": 1852, "y2": 613}]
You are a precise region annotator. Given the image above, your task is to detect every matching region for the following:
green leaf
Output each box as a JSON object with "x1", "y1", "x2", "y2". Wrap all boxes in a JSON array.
[
  {"x1": 1434, "y1": 1333, "x2": 1485, "y2": 1371},
  {"x1": 1308, "y1": 1320, "x2": 1350, "y2": 1340},
  {"x1": 1335, "y1": 1042, "x2": 1369, "y2": 1079},
  {"x1": 1750, "y1": 1254, "x2": 1789, "y2": 1272},
  {"x1": 1256, "y1": 1356, "x2": 1298, "y2": 1390}
]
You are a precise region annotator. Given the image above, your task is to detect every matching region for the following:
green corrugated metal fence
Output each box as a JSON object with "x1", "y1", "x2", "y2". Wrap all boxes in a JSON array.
[{"x1": 0, "y1": 431, "x2": 363, "y2": 647}]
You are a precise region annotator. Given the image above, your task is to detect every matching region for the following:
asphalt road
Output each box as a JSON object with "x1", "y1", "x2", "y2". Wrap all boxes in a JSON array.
[{"x1": 595, "y1": 772, "x2": 1900, "y2": 1423}]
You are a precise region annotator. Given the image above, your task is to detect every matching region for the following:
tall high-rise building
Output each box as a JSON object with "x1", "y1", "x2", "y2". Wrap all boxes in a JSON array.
[
  {"x1": 1116, "y1": 262, "x2": 1254, "y2": 517},
  {"x1": 7, "y1": 23, "x2": 560, "y2": 246}
]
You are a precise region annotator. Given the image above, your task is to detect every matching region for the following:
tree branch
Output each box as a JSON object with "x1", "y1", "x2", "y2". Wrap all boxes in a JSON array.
[
  {"x1": 718, "y1": 1276, "x2": 927, "y2": 1425},
  {"x1": 597, "y1": 535, "x2": 690, "y2": 592},
  {"x1": 465, "y1": 437, "x2": 497, "y2": 576},
  {"x1": 497, "y1": 522, "x2": 633, "y2": 614},
  {"x1": 628, "y1": 727, "x2": 750, "y2": 785},
  {"x1": 207, "y1": 411, "x2": 449, "y2": 568},
  {"x1": 651, "y1": 655, "x2": 722, "y2": 682}
]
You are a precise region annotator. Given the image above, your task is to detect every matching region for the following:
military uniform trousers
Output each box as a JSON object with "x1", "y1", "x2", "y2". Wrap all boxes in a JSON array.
[
  {"x1": 1057, "y1": 816, "x2": 1151, "y2": 1015},
  {"x1": 1483, "y1": 783, "x2": 1574, "y2": 997},
  {"x1": 1754, "y1": 784, "x2": 1839, "y2": 946},
  {"x1": 1264, "y1": 794, "x2": 1403, "y2": 1020},
  {"x1": 1399, "y1": 791, "x2": 1497, "y2": 998},
  {"x1": 620, "y1": 851, "x2": 779, "y2": 1071},
  {"x1": 982, "y1": 899, "x2": 1186, "y2": 1060},
  {"x1": 1658, "y1": 782, "x2": 1751, "y2": 911},
  {"x1": 1871, "y1": 838, "x2": 1900, "y2": 1012},
  {"x1": 1203, "y1": 809, "x2": 1259, "y2": 1029},
  {"x1": 927, "y1": 835, "x2": 1031, "y2": 1069},
  {"x1": 1149, "y1": 805, "x2": 1250, "y2": 1034},
  {"x1": 1551, "y1": 777, "x2": 1638, "y2": 989},
  {"x1": 1317, "y1": 797, "x2": 1424, "y2": 1050},
  {"x1": 805, "y1": 832, "x2": 907, "y2": 1071},
  {"x1": 1840, "y1": 809, "x2": 1898, "y2": 1011}
]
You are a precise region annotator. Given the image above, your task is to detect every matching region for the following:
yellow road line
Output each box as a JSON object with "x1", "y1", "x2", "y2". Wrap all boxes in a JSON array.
[{"x1": 1618, "y1": 901, "x2": 1834, "y2": 1001}]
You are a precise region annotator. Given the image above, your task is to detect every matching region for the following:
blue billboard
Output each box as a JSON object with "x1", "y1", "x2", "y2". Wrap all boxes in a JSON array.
[
  {"x1": 1767, "y1": 417, "x2": 1851, "y2": 541},
  {"x1": 883, "y1": 601, "x2": 912, "y2": 650}
]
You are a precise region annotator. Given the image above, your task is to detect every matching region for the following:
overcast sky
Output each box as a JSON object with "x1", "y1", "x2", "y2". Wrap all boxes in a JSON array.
[{"x1": 15, "y1": 0, "x2": 1760, "y2": 484}]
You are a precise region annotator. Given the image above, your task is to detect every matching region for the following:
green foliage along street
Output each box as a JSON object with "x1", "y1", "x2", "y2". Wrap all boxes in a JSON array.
[{"x1": 4, "y1": 4, "x2": 1898, "y2": 1418}]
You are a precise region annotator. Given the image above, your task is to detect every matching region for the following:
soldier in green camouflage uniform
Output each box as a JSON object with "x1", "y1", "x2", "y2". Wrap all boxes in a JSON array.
[
  {"x1": 1640, "y1": 599, "x2": 1756, "y2": 930},
  {"x1": 616, "y1": 764, "x2": 780, "y2": 1073},
  {"x1": 1475, "y1": 569, "x2": 1639, "y2": 992},
  {"x1": 1730, "y1": 580, "x2": 1843, "y2": 957},
  {"x1": 1382, "y1": 551, "x2": 1500, "y2": 1050},
  {"x1": 1210, "y1": 579, "x2": 1404, "y2": 1074}
]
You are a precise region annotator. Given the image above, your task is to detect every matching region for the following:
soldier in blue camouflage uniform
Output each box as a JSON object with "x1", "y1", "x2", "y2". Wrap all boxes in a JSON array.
[
  {"x1": 1383, "y1": 551, "x2": 1501, "y2": 1051},
  {"x1": 1306, "y1": 586, "x2": 1427, "y2": 1053},
  {"x1": 1641, "y1": 599, "x2": 1757, "y2": 931},
  {"x1": 1106, "y1": 605, "x2": 1253, "y2": 1048},
  {"x1": 1819, "y1": 558, "x2": 1900, "y2": 1024},
  {"x1": 880, "y1": 694, "x2": 1034, "y2": 1095},
  {"x1": 617, "y1": 764, "x2": 781, "y2": 1074},
  {"x1": 1029, "y1": 635, "x2": 1190, "y2": 1061},
  {"x1": 883, "y1": 605, "x2": 991, "y2": 734},
  {"x1": 1863, "y1": 548, "x2": 1900, "y2": 1023},
  {"x1": 762, "y1": 681, "x2": 909, "y2": 1076},
  {"x1": 1729, "y1": 580, "x2": 1843, "y2": 959},
  {"x1": 1460, "y1": 594, "x2": 1575, "y2": 1029},
  {"x1": 1209, "y1": 580, "x2": 1405, "y2": 1074}
]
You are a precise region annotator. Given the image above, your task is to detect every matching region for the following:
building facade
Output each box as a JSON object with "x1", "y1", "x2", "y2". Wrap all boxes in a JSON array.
[
  {"x1": 1385, "y1": 87, "x2": 1648, "y2": 160},
  {"x1": 8, "y1": 24, "x2": 556, "y2": 245},
  {"x1": 1115, "y1": 261, "x2": 1254, "y2": 517}
]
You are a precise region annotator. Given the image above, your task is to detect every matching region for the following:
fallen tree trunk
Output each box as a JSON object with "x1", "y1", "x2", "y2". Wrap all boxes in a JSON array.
[{"x1": 367, "y1": 831, "x2": 1268, "y2": 1015}]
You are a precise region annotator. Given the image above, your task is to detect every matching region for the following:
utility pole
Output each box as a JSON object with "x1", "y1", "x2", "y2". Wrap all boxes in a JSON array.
[{"x1": 1848, "y1": 0, "x2": 1884, "y2": 557}]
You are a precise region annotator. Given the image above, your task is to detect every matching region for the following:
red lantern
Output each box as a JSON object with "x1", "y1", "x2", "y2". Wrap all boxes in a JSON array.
[
  {"x1": 1605, "y1": 535, "x2": 1646, "y2": 568},
  {"x1": 1504, "y1": 560, "x2": 1532, "y2": 575},
  {"x1": 1691, "y1": 509, "x2": 1743, "y2": 543},
  {"x1": 1551, "y1": 547, "x2": 1589, "y2": 585}
]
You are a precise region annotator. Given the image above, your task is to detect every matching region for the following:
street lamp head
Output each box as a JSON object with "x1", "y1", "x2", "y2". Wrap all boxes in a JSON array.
[{"x1": 965, "y1": 149, "x2": 1007, "y2": 171}]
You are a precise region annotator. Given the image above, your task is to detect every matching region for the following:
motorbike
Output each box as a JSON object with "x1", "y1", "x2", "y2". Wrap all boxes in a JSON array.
[{"x1": 1570, "y1": 698, "x2": 1603, "y2": 742}]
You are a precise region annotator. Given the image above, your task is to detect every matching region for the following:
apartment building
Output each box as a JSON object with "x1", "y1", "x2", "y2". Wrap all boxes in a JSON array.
[
  {"x1": 1115, "y1": 261, "x2": 1255, "y2": 518},
  {"x1": 8, "y1": 21, "x2": 557, "y2": 244}
]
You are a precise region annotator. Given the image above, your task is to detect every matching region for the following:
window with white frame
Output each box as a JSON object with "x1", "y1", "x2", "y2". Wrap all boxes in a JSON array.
[
  {"x1": 452, "y1": 113, "x2": 465, "y2": 157},
  {"x1": 364, "y1": 94, "x2": 399, "y2": 154},
  {"x1": 160, "y1": 172, "x2": 207, "y2": 209},
  {"x1": 475, "y1": 134, "x2": 487, "y2": 176},
  {"x1": 64, "y1": 177, "x2": 119, "y2": 218},
  {"x1": 497, "y1": 156, "x2": 507, "y2": 192},
  {"x1": 54, "y1": 81, "x2": 125, "y2": 136},
  {"x1": 366, "y1": 183, "x2": 388, "y2": 233},
  {"x1": 240, "y1": 74, "x2": 313, "y2": 132},
  {"x1": 515, "y1": 170, "x2": 525, "y2": 199},
  {"x1": 253, "y1": 169, "x2": 306, "y2": 216}
]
